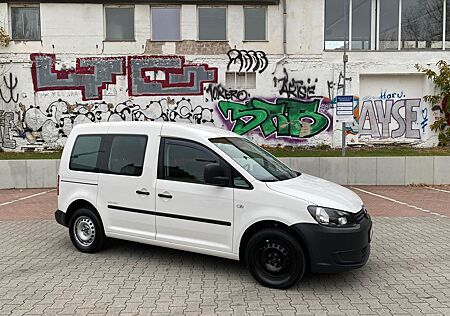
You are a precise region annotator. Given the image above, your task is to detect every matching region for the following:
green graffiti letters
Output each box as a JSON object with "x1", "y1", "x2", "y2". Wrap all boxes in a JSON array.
[{"x1": 218, "y1": 98, "x2": 330, "y2": 138}]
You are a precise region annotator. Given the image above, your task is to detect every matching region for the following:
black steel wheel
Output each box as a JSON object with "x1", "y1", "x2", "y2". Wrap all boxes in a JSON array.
[
  {"x1": 245, "y1": 228, "x2": 305, "y2": 289},
  {"x1": 69, "y1": 208, "x2": 105, "y2": 253}
]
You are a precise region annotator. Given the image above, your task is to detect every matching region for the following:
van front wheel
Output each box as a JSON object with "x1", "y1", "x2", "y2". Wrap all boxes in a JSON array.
[
  {"x1": 245, "y1": 228, "x2": 305, "y2": 289},
  {"x1": 69, "y1": 208, "x2": 105, "y2": 253}
]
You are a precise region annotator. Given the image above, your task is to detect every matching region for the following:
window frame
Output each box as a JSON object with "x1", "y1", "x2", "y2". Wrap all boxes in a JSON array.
[
  {"x1": 243, "y1": 6, "x2": 268, "y2": 42},
  {"x1": 197, "y1": 6, "x2": 228, "y2": 41},
  {"x1": 324, "y1": 0, "x2": 448, "y2": 51},
  {"x1": 157, "y1": 137, "x2": 253, "y2": 189},
  {"x1": 9, "y1": 4, "x2": 41, "y2": 41},
  {"x1": 104, "y1": 4, "x2": 136, "y2": 42},
  {"x1": 150, "y1": 5, "x2": 182, "y2": 42}
]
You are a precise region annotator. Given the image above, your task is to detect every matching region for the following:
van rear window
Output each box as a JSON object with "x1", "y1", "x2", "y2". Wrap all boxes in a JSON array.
[
  {"x1": 70, "y1": 135, "x2": 102, "y2": 172},
  {"x1": 108, "y1": 135, "x2": 147, "y2": 176}
]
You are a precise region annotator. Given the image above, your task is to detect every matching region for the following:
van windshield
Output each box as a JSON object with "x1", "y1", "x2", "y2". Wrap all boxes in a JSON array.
[{"x1": 210, "y1": 137, "x2": 299, "y2": 182}]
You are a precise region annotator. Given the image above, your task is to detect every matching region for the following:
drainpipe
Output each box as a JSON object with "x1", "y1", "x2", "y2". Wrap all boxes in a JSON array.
[{"x1": 272, "y1": 0, "x2": 287, "y2": 74}]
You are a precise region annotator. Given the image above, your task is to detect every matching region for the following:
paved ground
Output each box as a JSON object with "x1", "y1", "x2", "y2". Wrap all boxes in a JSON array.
[{"x1": 0, "y1": 186, "x2": 449, "y2": 315}]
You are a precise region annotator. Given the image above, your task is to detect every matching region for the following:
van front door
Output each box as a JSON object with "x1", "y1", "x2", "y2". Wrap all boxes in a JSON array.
[
  {"x1": 155, "y1": 138, "x2": 233, "y2": 253},
  {"x1": 97, "y1": 131, "x2": 156, "y2": 240}
]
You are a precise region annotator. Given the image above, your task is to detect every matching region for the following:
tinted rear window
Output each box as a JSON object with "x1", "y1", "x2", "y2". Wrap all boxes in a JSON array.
[
  {"x1": 108, "y1": 135, "x2": 147, "y2": 176},
  {"x1": 70, "y1": 135, "x2": 102, "y2": 172}
]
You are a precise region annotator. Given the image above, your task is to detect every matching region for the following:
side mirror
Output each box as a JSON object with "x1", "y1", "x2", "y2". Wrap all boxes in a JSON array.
[{"x1": 204, "y1": 163, "x2": 229, "y2": 186}]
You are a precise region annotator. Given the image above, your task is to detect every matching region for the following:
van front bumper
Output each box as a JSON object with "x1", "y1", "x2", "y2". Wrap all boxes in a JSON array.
[
  {"x1": 55, "y1": 209, "x2": 68, "y2": 227},
  {"x1": 292, "y1": 216, "x2": 372, "y2": 273}
]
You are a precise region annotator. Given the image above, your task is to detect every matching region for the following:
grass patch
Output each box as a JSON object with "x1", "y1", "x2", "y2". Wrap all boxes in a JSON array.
[
  {"x1": 0, "y1": 146, "x2": 449, "y2": 160},
  {"x1": 0, "y1": 151, "x2": 62, "y2": 160}
]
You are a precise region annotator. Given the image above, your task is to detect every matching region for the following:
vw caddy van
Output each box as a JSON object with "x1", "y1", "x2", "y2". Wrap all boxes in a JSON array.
[{"x1": 55, "y1": 122, "x2": 372, "y2": 289}]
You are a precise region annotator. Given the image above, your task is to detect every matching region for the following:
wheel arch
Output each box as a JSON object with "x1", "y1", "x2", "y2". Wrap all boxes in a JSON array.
[
  {"x1": 65, "y1": 199, "x2": 103, "y2": 229},
  {"x1": 238, "y1": 220, "x2": 310, "y2": 270}
]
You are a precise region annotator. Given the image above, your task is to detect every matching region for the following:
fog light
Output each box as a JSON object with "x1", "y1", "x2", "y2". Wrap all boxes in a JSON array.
[{"x1": 338, "y1": 217, "x2": 348, "y2": 225}]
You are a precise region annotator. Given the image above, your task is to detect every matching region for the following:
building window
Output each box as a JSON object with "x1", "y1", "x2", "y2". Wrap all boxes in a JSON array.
[
  {"x1": 447, "y1": 1, "x2": 450, "y2": 49},
  {"x1": 151, "y1": 7, "x2": 181, "y2": 41},
  {"x1": 105, "y1": 6, "x2": 134, "y2": 41},
  {"x1": 226, "y1": 72, "x2": 256, "y2": 90},
  {"x1": 378, "y1": 0, "x2": 399, "y2": 50},
  {"x1": 198, "y1": 7, "x2": 226, "y2": 40},
  {"x1": 244, "y1": 7, "x2": 267, "y2": 41},
  {"x1": 11, "y1": 5, "x2": 41, "y2": 41},
  {"x1": 351, "y1": 0, "x2": 371, "y2": 49},
  {"x1": 325, "y1": 0, "x2": 448, "y2": 50},
  {"x1": 325, "y1": 0, "x2": 372, "y2": 50},
  {"x1": 324, "y1": 0, "x2": 349, "y2": 50},
  {"x1": 401, "y1": 0, "x2": 443, "y2": 49}
]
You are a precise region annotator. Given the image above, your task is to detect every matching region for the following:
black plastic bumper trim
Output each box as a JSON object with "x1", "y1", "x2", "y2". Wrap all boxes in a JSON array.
[
  {"x1": 292, "y1": 216, "x2": 372, "y2": 273},
  {"x1": 55, "y1": 210, "x2": 67, "y2": 227}
]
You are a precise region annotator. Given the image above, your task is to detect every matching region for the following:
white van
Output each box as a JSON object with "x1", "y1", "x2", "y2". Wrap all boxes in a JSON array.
[{"x1": 55, "y1": 121, "x2": 372, "y2": 289}]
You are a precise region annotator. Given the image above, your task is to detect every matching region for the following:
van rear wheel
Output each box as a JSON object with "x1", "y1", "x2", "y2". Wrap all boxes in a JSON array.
[
  {"x1": 245, "y1": 228, "x2": 305, "y2": 289},
  {"x1": 69, "y1": 208, "x2": 105, "y2": 253}
]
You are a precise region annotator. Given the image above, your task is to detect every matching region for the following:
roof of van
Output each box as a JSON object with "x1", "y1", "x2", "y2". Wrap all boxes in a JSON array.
[{"x1": 71, "y1": 121, "x2": 239, "y2": 139}]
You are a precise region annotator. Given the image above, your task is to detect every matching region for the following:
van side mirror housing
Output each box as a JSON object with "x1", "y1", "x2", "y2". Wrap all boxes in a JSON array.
[{"x1": 204, "y1": 163, "x2": 229, "y2": 186}]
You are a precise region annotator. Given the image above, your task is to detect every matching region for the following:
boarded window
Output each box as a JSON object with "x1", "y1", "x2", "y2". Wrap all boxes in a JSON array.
[
  {"x1": 198, "y1": 8, "x2": 226, "y2": 40},
  {"x1": 244, "y1": 7, "x2": 267, "y2": 41},
  {"x1": 152, "y1": 7, "x2": 181, "y2": 41},
  {"x1": 105, "y1": 7, "x2": 134, "y2": 41},
  {"x1": 226, "y1": 72, "x2": 256, "y2": 89},
  {"x1": 11, "y1": 6, "x2": 41, "y2": 41}
]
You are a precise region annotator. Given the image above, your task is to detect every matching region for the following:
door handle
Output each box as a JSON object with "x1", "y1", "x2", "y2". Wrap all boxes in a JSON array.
[
  {"x1": 158, "y1": 193, "x2": 172, "y2": 199},
  {"x1": 136, "y1": 189, "x2": 150, "y2": 196}
]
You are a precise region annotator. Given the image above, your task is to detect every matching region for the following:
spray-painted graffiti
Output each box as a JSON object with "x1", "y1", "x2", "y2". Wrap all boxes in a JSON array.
[
  {"x1": 226, "y1": 49, "x2": 268, "y2": 73},
  {"x1": 15, "y1": 98, "x2": 214, "y2": 145},
  {"x1": 128, "y1": 56, "x2": 218, "y2": 97},
  {"x1": 359, "y1": 98, "x2": 421, "y2": 139},
  {"x1": 31, "y1": 54, "x2": 126, "y2": 101},
  {"x1": 218, "y1": 98, "x2": 330, "y2": 138},
  {"x1": 345, "y1": 97, "x2": 360, "y2": 135},
  {"x1": 421, "y1": 108, "x2": 429, "y2": 132},
  {"x1": 204, "y1": 84, "x2": 249, "y2": 102},
  {"x1": 31, "y1": 54, "x2": 218, "y2": 101},
  {"x1": 0, "y1": 110, "x2": 16, "y2": 149},
  {"x1": 0, "y1": 73, "x2": 19, "y2": 104},
  {"x1": 273, "y1": 68, "x2": 318, "y2": 99}
]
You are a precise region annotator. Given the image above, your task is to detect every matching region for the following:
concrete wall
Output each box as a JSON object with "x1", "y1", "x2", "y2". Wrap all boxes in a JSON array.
[
  {"x1": 0, "y1": 0, "x2": 447, "y2": 152},
  {"x1": 281, "y1": 156, "x2": 450, "y2": 186},
  {"x1": 0, "y1": 157, "x2": 449, "y2": 189}
]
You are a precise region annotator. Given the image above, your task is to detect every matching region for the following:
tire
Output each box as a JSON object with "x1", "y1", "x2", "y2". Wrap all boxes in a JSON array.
[
  {"x1": 245, "y1": 228, "x2": 306, "y2": 289},
  {"x1": 69, "y1": 208, "x2": 105, "y2": 253}
]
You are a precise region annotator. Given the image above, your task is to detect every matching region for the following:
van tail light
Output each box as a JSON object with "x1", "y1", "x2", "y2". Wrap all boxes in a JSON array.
[{"x1": 57, "y1": 175, "x2": 60, "y2": 196}]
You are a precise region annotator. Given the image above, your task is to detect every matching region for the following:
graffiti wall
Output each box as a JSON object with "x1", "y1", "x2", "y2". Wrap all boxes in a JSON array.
[
  {"x1": 0, "y1": 50, "x2": 342, "y2": 151},
  {"x1": 357, "y1": 74, "x2": 435, "y2": 146},
  {"x1": 0, "y1": 51, "x2": 438, "y2": 151}
]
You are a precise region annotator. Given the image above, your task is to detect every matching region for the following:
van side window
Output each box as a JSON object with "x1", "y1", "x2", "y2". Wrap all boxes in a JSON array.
[
  {"x1": 163, "y1": 143, "x2": 216, "y2": 184},
  {"x1": 108, "y1": 135, "x2": 147, "y2": 176},
  {"x1": 70, "y1": 135, "x2": 102, "y2": 172}
]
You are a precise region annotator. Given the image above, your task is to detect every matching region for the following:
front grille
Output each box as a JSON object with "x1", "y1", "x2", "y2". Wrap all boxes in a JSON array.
[{"x1": 354, "y1": 208, "x2": 367, "y2": 223}]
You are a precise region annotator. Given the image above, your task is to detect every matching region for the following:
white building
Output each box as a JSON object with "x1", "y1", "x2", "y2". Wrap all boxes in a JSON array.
[{"x1": 0, "y1": 0, "x2": 448, "y2": 151}]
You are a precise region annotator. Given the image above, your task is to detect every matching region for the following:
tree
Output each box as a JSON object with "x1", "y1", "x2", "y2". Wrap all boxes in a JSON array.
[{"x1": 416, "y1": 60, "x2": 450, "y2": 146}]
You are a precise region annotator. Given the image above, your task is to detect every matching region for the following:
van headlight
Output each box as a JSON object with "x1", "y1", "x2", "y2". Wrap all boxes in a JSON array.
[{"x1": 307, "y1": 206, "x2": 355, "y2": 227}]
